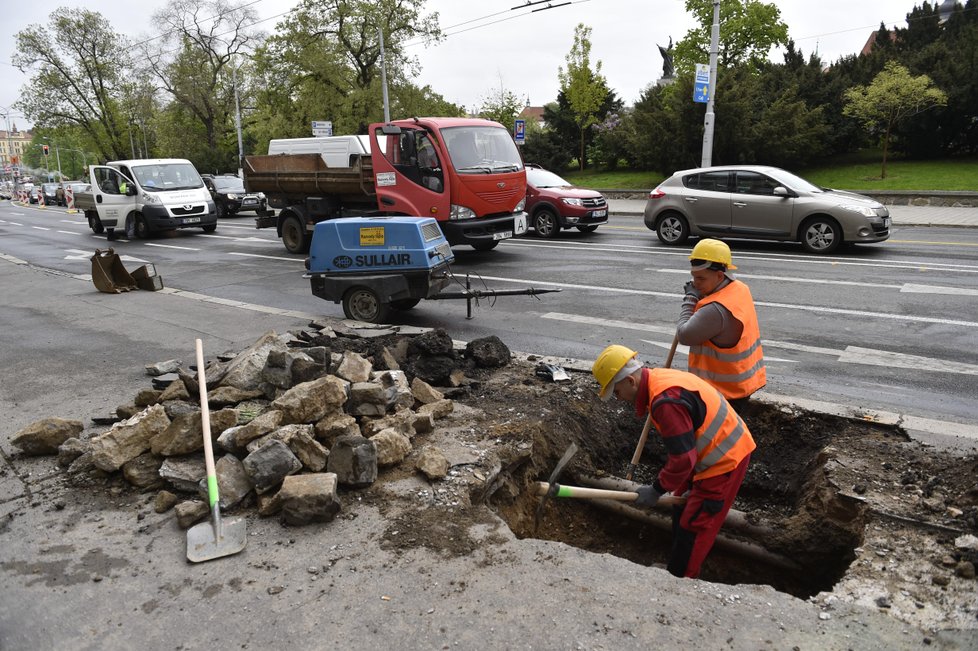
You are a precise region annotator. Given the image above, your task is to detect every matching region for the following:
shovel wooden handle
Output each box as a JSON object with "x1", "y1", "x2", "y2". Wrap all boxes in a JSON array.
[
  {"x1": 624, "y1": 332, "x2": 680, "y2": 480},
  {"x1": 195, "y1": 339, "x2": 219, "y2": 508},
  {"x1": 534, "y1": 482, "x2": 687, "y2": 507}
]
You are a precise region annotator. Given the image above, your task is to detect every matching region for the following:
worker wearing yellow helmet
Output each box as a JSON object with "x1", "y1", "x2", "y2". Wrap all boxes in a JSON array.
[
  {"x1": 591, "y1": 344, "x2": 755, "y2": 579},
  {"x1": 678, "y1": 239, "x2": 766, "y2": 412}
]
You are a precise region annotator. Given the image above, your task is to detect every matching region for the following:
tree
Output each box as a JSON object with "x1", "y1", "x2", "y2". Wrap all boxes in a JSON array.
[
  {"x1": 477, "y1": 82, "x2": 524, "y2": 128},
  {"x1": 557, "y1": 24, "x2": 607, "y2": 170},
  {"x1": 673, "y1": 0, "x2": 788, "y2": 75},
  {"x1": 843, "y1": 61, "x2": 947, "y2": 178},
  {"x1": 13, "y1": 8, "x2": 136, "y2": 161}
]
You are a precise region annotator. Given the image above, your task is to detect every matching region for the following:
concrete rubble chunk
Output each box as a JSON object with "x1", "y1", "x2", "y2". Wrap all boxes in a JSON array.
[
  {"x1": 217, "y1": 410, "x2": 283, "y2": 452},
  {"x1": 256, "y1": 490, "x2": 283, "y2": 517},
  {"x1": 411, "y1": 412, "x2": 435, "y2": 435},
  {"x1": 145, "y1": 359, "x2": 182, "y2": 376},
  {"x1": 134, "y1": 389, "x2": 163, "y2": 408},
  {"x1": 151, "y1": 373, "x2": 181, "y2": 390},
  {"x1": 271, "y1": 375, "x2": 348, "y2": 424},
  {"x1": 89, "y1": 404, "x2": 171, "y2": 472},
  {"x1": 220, "y1": 331, "x2": 286, "y2": 391},
  {"x1": 955, "y1": 534, "x2": 978, "y2": 552},
  {"x1": 159, "y1": 456, "x2": 207, "y2": 493},
  {"x1": 174, "y1": 500, "x2": 209, "y2": 529},
  {"x1": 207, "y1": 385, "x2": 266, "y2": 407},
  {"x1": 153, "y1": 490, "x2": 179, "y2": 513},
  {"x1": 291, "y1": 356, "x2": 326, "y2": 385},
  {"x1": 57, "y1": 438, "x2": 90, "y2": 467},
  {"x1": 243, "y1": 439, "x2": 302, "y2": 494},
  {"x1": 162, "y1": 401, "x2": 197, "y2": 420},
  {"x1": 361, "y1": 411, "x2": 415, "y2": 438},
  {"x1": 152, "y1": 409, "x2": 237, "y2": 457},
  {"x1": 122, "y1": 453, "x2": 164, "y2": 489},
  {"x1": 410, "y1": 378, "x2": 444, "y2": 405},
  {"x1": 380, "y1": 347, "x2": 400, "y2": 370},
  {"x1": 408, "y1": 329, "x2": 454, "y2": 356},
  {"x1": 371, "y1": 370, "x2": 413, "y2": 410},
  {"x1": 278, "y1": 473, "x2": 342, "y2": 526},
  {"x1": 466, "y1": 335, "x2": 511, "y2": 368},
  {"x1": 159, "y1": 379, "x2": 190, "y2": 402},
  {"x1": 198, "y1": 454, "x2": 253, "y2": 509},
  {"x1": 12, "y1": 417, "x2": 84, "y2": 456},
  {"x1": 416, "y1": 446, "x2": 450, "y2": 480},
  {"x1": 336, "y1": 351, "x2": 372, "y2": 383},
  {"x1": 417, "y1": 399, "x2": 454, "y2": 421},
  {"x1": 247, "y1": 424, "x2": 328, "y2": 472},
  {"x1": 348, "y1": 381, "x2": 388, "y2": 417},
  {"x1": 326, "y1": 435, "x2": 377, "y2": 488},
  {"x1": 314, "y1": 411, "x2": 361, "y2": 448},
  {"x1": 370, "y1": 428, "x2": 412, "y2": 467}
]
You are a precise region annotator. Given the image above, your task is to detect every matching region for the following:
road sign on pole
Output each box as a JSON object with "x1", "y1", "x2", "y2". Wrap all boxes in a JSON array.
[
  {"x1": 312, "y1": 120, "x2": 333, "y2": 137},
  {"x1": 514, "y1": 119, "x2": 526, "y2": 145},
  {"x1": 693, "y1": 64, "x2": 710, "y2": 104}
]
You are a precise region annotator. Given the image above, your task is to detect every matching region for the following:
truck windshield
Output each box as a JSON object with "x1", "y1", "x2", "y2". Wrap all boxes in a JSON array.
[
  {"x1": 443, "y1": 126, "x2": 524, "y2": 174},
  {"x1": 131, "y1": 163, "x2": 204, "y2": 191}
]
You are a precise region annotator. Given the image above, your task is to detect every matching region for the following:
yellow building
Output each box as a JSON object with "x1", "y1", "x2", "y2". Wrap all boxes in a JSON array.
[{"x1": 1, "y1": 125, "x2": 33, "y2": 170}]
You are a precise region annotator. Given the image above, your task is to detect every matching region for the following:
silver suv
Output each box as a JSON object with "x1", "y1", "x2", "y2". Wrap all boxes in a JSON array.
[{"x1": 643, "y1": 165, "x2": 890, "y2": 254}]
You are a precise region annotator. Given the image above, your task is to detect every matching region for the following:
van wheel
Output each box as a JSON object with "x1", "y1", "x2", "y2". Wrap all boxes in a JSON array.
[
  {"x1": 88, "y1": 214, "x2": 105, "y2": 234},
  {"x1": 343, "y1": 287, "x2": 391, "y2": 323},
  {"x1": 281, "y1": 216, "x2": 310, "y2": 254},
  {"x1": 216, "y1": 203, "x2": 227, "y2": 218},
  {"x1": 133, "y1": 214, "x2": 150, "y2": 239},
  {"x1": 202, "y1": 224, "x2": 217, "y2": 233},
  {"x1": 655, "y1": 212, "x2": 689, "y2": 245}
]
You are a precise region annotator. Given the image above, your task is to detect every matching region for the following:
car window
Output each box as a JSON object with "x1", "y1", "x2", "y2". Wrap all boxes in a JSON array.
[
  {"x1": 734, "y1": 171, "x2": 780, "y2": 196},
  {"x1": 685, "y1": 171, "x2": 731, "y2": 193},
  {"x1": 212, "y1": 177, "x2": 245, "y2": 192},
  {"x1": 527, "y1": 168, "x2": 570, "y2": 188}
]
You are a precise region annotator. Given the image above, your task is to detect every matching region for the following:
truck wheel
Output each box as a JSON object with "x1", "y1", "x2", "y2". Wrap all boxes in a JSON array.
[
  {"x1": 282, "y1": 216, "x2": 310, "y2": 254},
  {"x1": 343, "y1": 287, "x2": 391, "y2": 323},
  {"x1": 88, "y1": 214, "x2": 105, "y2": 234},
  {"x1": 471, "y1": 241, "x2": 499, "y2": 252},
  {"x1": 391, "y1": 298, "x2": 420, "y2": 311}
]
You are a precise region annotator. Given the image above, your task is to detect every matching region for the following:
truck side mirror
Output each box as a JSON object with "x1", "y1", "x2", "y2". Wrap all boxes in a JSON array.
[
  {"x1": 381, "y1": 124, "x2": 402, "y2": 135},
  {"x1": 126, "y1": 185, "x2": 138, "y2": 196}
]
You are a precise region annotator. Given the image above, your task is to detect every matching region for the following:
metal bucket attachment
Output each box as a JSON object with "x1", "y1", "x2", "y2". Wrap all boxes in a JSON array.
[
  {"x1": 90, "y1": 248, "x2": 137, "y2": 293},
  {"x1": 132, "y1": 264, "x2": 164, "y2": 291}
]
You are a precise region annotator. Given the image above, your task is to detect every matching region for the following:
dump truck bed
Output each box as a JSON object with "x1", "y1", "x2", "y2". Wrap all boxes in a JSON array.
[{"x1": 243, "y1": 153, "x2": 375, "y2": 204}]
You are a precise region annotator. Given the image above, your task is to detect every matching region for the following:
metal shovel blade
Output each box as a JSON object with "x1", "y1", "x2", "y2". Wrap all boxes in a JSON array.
[{"x1": 186, "y1": 515, "x2": 247, "y2": 563}]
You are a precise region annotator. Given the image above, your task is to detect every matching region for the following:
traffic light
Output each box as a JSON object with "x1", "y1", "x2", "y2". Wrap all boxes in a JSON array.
[{"x1": 42, "y1": 144, "x2": 50, "y2": 156}]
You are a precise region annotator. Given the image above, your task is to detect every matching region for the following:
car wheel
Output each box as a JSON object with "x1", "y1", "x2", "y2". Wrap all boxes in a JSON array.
[
  {"x1": 576, "y1": 225, "x2": 599, "y2": 233},
  {"x1": 800, "y1": 217, "x2": 842, "y2": 254},
  {"x1": 216, "y1": 202, "x2": 227, "y2": 218},
  {"x1": 533, "y1": 208, "x2": 560, "y2": 238},
  {"x1": 88, "y1": 214, "x2": 105, "y2": 234},
  {"x1": 281, "y1": 216, "x2": 310, "y2": 254},
  {"x1": 655, "y1": 212, "x2": 689, "y2": 245},
  {"x1": 471, "y1": 240, "x2": 499, "y2": 251},
  {"x1": 390, "y1": 298, "x2": 420, "y2": 311},
  {"x1": 133, "y1": 214, "x2": 150, "y2": 239},
  {"x1": 202, "y1": 224, "x2": 217, "y2": 233},
  {"x1": 343, "y1": 287, "x2": 391, "y2": 323}
]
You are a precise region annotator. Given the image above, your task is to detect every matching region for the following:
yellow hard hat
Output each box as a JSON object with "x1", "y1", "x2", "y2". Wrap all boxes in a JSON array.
[
  {"x1": 592, "y1": 345, "x2": 640, "y2": 401},
  {"x1": 689, "y1": 238, "x2": 737, "y2": 270}
]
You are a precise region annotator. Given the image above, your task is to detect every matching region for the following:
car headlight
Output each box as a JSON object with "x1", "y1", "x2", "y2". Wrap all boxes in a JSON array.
[
  {"x1": 450, "y1": 204, "x2": 477, "y2": 221},
  {"x1": 142, "y1": 192, "x2": 162, "y2": 204},
  {"x1": 561, "y1": 197, "x2": 584, "y2": 207},
  {"x1": 841, "y1": 204, "x2": 877, "y2": 217},
  {"x1": 515, "y1": 198, "x2": 526, "y2": 212},
  {"x1": 227, "y1": 193, "x2": 238, "y2": 200}
]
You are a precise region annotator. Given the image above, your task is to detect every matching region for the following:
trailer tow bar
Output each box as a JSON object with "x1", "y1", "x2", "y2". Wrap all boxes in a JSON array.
[{"x1": 429, "y1": 274, "x2": 561, "y2": 319}]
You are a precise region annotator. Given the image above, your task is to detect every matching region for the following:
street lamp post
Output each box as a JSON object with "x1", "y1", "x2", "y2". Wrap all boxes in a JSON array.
[{"x1": 700, "y1": 0, "x2": 720, "y2": 167}]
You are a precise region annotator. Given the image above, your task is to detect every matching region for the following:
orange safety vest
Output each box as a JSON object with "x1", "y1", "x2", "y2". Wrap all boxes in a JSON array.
[
  {"x1": 688, "y1": 279, "x2": 766, "y2": 400},
  {"x1": 645, "y1": 368, "x2": 756, "y2": 481}
]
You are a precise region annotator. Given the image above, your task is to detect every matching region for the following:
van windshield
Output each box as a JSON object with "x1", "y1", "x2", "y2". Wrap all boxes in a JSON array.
[
  {"x1": 442, "y1": 126, "x2": 524, "y2": 174},
  {"x1": 131, "y1": 163, "x2": 204, "y2": 191}
]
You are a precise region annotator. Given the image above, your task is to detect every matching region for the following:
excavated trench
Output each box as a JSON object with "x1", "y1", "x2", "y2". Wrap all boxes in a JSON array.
[{"x1": 485, "y1": 399, "x2": 872, "y2": 599}]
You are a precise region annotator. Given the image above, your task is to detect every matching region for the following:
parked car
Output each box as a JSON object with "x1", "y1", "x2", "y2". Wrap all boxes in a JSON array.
[
  {"x1": 524, "y1": 165, "x2": 608, "y2": 238},
  {"x1": 643, "y1": 165, "x2": 890, "y2": 254},
  {"x1": 63, "y1": 182, "x2": 90, "y2": 206},
  {"x1": 201, "y1": 174, "x2": 266, "y2": 217},
  {"x1": 41, "y1": 182, "x2": 61, "y2": 206}
]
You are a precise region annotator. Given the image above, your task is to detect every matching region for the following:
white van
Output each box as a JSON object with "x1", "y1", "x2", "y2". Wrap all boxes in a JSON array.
[
  {"x1": 87, "y1": 158, "x2": 217, "y2": 240},
  {"x1": 267, "y1": 135, "x2": 371, "y2": 168}
]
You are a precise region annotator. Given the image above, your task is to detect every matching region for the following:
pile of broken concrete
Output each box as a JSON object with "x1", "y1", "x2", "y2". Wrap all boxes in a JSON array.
[{"x1": 10, "y1": 323, "x2": 512, "y2": 528}]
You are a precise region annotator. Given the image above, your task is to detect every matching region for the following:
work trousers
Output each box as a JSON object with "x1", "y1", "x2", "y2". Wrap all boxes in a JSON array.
[{"x1": 667, "y1": 453, "x2": 751, "y2": 579}]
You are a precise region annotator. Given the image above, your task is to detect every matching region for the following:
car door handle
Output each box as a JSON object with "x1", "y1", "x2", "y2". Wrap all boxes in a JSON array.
[
  {"x1": 685, "y1": 197, "x2": 697, "y2": 203},
  {"x1": 733, "y1": 201, "x2": 747, "y2": 207}
]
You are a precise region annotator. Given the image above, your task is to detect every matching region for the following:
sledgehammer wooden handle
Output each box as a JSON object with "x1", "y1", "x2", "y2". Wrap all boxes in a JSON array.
[{"x1": 533, "y1": 482, "x2": 687, "y2": 506}]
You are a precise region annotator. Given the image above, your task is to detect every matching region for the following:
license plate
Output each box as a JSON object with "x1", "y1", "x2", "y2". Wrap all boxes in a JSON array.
[
  {"x1": 492, "y1": 231, "x2": 512, "y2": 241},
  {"x1": 182, "y1": 217, "x2": 201, "y2": 224},
  {"x1": 883, "y1": 217, "x2": 891, "y2": 228},
  {"x1": 592, "y1": 209, "x2": 607, "y2": 218}
]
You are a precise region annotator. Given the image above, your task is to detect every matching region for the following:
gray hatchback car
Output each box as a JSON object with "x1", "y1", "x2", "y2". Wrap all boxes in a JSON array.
[{"x1": 643, "y1": 165, "x2": 890, "y2": 254}]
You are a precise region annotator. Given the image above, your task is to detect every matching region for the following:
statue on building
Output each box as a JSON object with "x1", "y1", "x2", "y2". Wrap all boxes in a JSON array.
[{"x1": 658, "y1": 37, "x2": 675, "y2": 79}]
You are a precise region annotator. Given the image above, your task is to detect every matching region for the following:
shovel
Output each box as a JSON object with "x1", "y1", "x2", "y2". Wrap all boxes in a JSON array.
[
  {"x1": 624, "y1": 332, "x2": 679, "y2": 480},
  {"x1": 186, "y1": 338, "x2": 246, "y2": 563}
]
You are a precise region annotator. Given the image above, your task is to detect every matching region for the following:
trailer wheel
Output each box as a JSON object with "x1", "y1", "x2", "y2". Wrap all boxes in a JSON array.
[
  {"x1": 391, "y1": 298, "x2": 420, "y2": 311},
  {"x1": 281, "y1": 215, "x2": 310, "y2": 254},
  {"x1": 343, "y1": 287, "x2": 391, "y2": 323}
]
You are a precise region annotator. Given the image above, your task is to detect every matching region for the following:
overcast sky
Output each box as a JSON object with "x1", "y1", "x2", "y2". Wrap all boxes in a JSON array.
[{"x1": 1, "y1": 0, "x2": 919, "y2": 132}]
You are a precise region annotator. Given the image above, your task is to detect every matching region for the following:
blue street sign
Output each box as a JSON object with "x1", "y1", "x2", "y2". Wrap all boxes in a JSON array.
[
  {"x1": 694, "y1": 63, "x2": 710, "y2": 104},
  {"x1": 514, "y1": 119, "x2": 526, "y2": 144}
]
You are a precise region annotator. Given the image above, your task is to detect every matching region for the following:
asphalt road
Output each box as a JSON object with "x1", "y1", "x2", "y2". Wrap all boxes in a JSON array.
[{"x1": 3, "y1": 200, "x2": 977, "y2": 435}]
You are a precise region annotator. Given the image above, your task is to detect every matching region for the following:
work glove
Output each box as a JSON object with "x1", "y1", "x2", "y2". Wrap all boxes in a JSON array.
[
  {"x1": 633, "y1": 485, "x2": 663, "y2": 508},
  {"x1": 683, "y1": 281, "x2": 701, "y2": 299}
]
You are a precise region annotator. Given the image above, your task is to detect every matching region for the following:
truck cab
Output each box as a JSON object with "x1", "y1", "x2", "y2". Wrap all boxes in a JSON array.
[{"x1": 88, "y1": 158, "x2": 217, "y2": 240}]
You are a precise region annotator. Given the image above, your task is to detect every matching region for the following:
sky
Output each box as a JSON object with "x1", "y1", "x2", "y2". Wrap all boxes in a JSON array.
[{"x1": 0, "y1": 0, "x2": 922, "y2": 132}]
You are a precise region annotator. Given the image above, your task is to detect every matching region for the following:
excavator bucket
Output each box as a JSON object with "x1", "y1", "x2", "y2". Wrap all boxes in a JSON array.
[{"x1": 91, "y1": 248, "x2": 137, "y2": 294}]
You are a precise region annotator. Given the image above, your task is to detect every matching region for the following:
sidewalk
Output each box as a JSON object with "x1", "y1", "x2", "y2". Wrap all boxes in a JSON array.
[{"x1": 608, "y1": 198, "x2": 978, "y2": 227}]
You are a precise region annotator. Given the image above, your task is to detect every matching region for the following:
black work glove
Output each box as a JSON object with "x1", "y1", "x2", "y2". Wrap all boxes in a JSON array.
[
  {"x1": 683, "y1": 281, "x2": 701, "y2": 299},
  {"x1": 633, "y1": 485, "x2": 663, "y2": 508}
]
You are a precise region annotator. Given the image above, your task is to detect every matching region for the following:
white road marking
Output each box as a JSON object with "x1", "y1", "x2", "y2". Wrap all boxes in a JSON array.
[
  {"x1": 899, "y1": 283, "x2": 978, "y2": 296},
  {"x1": 64, "y1": 248, "x2": 149, "y2": 263},
  {"x1": 10, "y1": 212, "x2": 24, "y2": 216},
  {"x1": 32, "y1": 226, "x2": 51, "y2": 231},
  {"x1": 143, "y1": 243, "x2": 199, "y2": 251},
  {"x1": 198, "y1": 234, "x2": 271, "y2": 242},
  {"x1": 639, "y1": 338, "x2": 799, "y2": 363},
  {"x1": 57, "y1": 230, "x2": 80, "y2": 235},
  {"x1": 480, "y1": 274, "x2": 978, "y2": 328},
  {"x1": 543, "y1": 312, "x2": 978, "y2": 376},
  {"x1": 6, "y1": 222, "x2": 22, "y2": 226},
  {"x1": 229, "y1": 252, "x2": 303, "y2": 263},
  {"x1": 655, "y1": 267, "x2": 897, "y2": 289}
]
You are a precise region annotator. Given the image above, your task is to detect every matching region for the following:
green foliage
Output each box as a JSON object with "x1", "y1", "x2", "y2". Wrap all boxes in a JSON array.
[
  {"x1": 558, "y1": 24, "x2": 609, "y2": 170},
  {"x1": 477, "y1": 86, "x2": 524, "y2": 127},
  {"x1": 673, "y1": 0, "x2": 789, "y2": 74},
  {"x1": 843, "y1": 61, "x2": 947, "y2": 178},
  {"x1": 520, "y1": 116, "x2": 575, "y2": 172}
]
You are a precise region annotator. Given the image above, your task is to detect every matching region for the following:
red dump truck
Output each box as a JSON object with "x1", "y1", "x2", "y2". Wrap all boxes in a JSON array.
[{"x1": 244, "y1": 117, "x2": 529, "y2": 253}]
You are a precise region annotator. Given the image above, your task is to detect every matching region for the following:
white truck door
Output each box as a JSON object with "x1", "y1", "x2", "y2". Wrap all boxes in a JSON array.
[{"x1": 89, "y1": 165, "x2": 135, "y2": 232}]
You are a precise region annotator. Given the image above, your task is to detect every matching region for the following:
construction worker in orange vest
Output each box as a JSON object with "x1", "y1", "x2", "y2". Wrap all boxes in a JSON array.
[
  {"x1": 678, "y1": 239, "x2": 766, "y2": 413},
  {"x1": 592, "y1": 344, "x2": 755, "y2": 579}
]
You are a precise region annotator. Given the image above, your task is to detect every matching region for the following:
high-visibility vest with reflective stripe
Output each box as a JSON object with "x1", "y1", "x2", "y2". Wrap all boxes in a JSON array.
[
  {"x1": 646, "y1": 368, "x2": 756, "y2": 481},
  {"x1": 688, "y1": 279, "x2": 766, "y2": 400}
]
